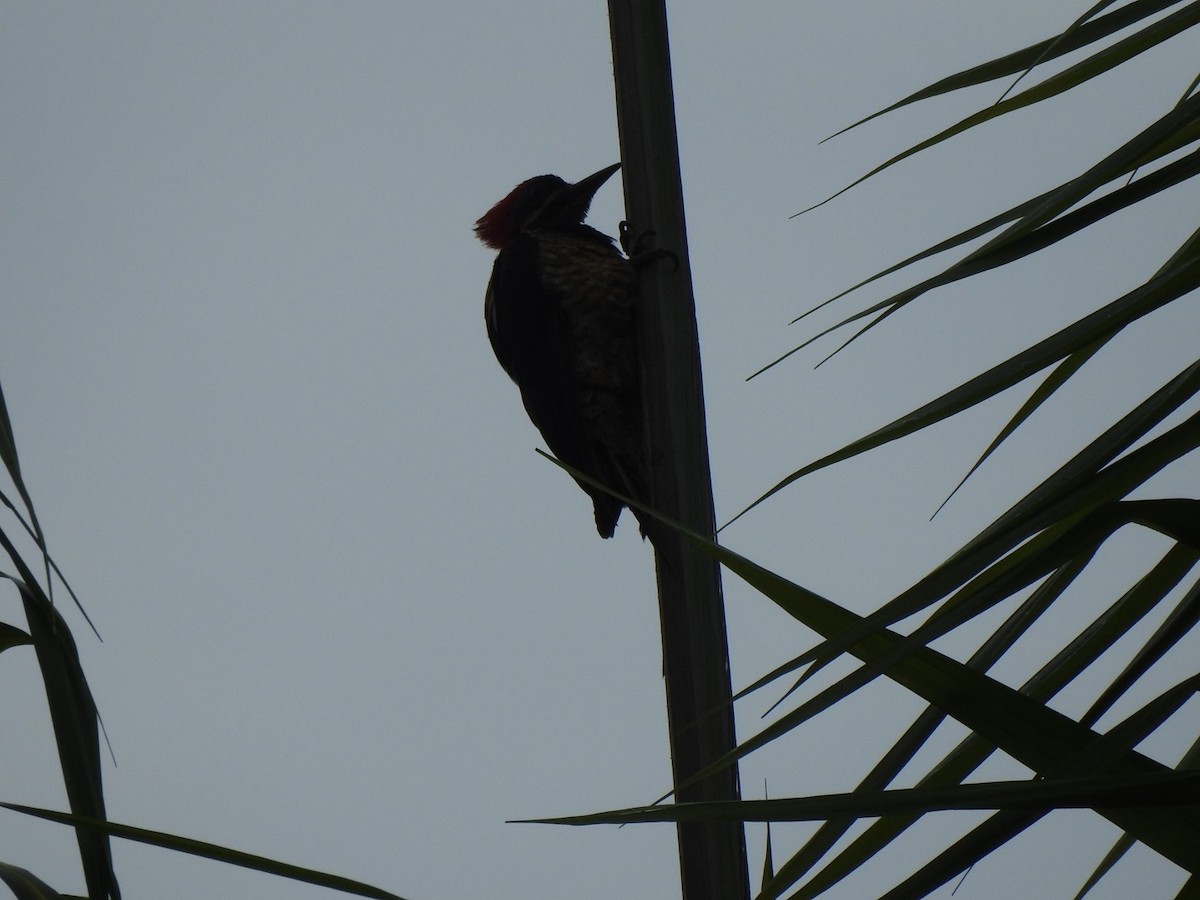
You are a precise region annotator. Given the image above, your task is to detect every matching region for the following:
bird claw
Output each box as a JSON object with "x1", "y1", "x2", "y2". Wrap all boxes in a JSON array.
[{"x1": 619, "y1": 221, "x2": 680, "y2": 272}]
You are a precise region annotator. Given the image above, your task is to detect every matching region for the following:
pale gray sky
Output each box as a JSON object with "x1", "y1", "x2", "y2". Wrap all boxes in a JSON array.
[{"x1": 2, "y1": 3, "x2": 1197, "y2": 899}]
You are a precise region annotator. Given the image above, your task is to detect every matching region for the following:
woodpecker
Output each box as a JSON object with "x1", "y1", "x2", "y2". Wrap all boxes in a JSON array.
[{"x1": 475, "y1": 162, "x2": 647, "y2": 539}]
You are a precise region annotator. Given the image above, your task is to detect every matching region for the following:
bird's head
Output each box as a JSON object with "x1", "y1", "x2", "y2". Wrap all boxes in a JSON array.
[{"x1": 474, "y1": 162, "x2": 621, "y2": 249}]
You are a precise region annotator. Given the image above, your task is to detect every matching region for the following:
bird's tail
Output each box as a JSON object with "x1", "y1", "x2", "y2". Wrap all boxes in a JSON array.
[{"x1": 607, "y1": 454, "x2": 673, "y2": 551}]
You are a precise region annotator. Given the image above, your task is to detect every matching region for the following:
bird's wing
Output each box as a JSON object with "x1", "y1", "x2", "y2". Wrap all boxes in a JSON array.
[{"x1": 485, "y1": 231, "x2": 626, "y2": 535}]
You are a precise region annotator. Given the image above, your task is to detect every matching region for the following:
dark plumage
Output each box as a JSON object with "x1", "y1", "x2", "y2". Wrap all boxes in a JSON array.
[{"x1": 475, "y1": 163, "x2": 645, "y2": 538}]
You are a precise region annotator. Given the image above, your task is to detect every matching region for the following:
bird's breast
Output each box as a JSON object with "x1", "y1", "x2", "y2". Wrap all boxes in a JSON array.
[{"x1": 535, "y1": 232, "x2": 638, "y2": 392}]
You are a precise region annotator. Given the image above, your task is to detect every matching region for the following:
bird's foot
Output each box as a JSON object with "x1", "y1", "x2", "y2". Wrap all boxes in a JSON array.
[{"x1": 619, "y1": 222, "x2": 680, "y2": 272}]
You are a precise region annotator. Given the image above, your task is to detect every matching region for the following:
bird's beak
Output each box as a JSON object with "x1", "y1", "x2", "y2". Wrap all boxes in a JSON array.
[
  {"x1": 572, "y1": 162, "x2": 622, "y2": 199},
  {"x1": 555, "y1": 162, "x2": 621, "y2": 222}
]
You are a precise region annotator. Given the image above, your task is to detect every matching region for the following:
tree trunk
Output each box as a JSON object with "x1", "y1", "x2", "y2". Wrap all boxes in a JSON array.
[{"x1": 606, "y1": 4, "x2": 750, "y2": 899}]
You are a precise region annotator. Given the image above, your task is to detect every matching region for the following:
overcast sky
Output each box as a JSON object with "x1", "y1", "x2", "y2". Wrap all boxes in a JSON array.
[{"x1": 2, "y1": 3, "x2": 1197, "y2": 899}]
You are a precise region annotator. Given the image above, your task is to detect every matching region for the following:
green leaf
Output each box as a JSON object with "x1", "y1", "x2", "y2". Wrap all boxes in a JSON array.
[
  {"x1": 0, "y1": 804, "x2": 411, "y2": 900},
  {"x1": 0, "y1": 863, "x2": 66, "y2": 900},
  {"x1": 0, "y1": 577, "x2": 117, "y2": 900},
  {"x1": 0, "y1": 621, "x2": 32, "y2": 654},
  {"x1": 530, "y1": 770, "x2": 1200, "y2": 826},
  {"x1": 716, "y1": 543, "x2": 1200, "y2": 868},
  {"x1": 781, "y1": 544, "x2": 1197, "y2": 899},
  {"x1": 932, "y1": 337, "x2": 1109, "y2": 518},
  {"x1": 727, "y1": 380, "x2": 1200, "y2": 696},
  {"x1": 1081, "y1": 571, "x2": 1200, "y2": 727},
  {"x1": 827, "y1": 0, "x2": 1189, "y2": 137},
  {"x1": 809, "y1": 4, "x2": 1200, "y2": 208},
  {"x1": 734, "y1": 307, "x2": 1200, "y2": 529}
]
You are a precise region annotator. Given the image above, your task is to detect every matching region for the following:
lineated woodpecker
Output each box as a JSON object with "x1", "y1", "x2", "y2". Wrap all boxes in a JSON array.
[{"x1": 474, "y1": 162, "x2": 648, "y2": 539}]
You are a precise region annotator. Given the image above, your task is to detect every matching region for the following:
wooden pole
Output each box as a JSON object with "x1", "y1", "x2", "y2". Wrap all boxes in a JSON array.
[{"x1": 606, "y1": 4, "x2": 749, "y2": 899}]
